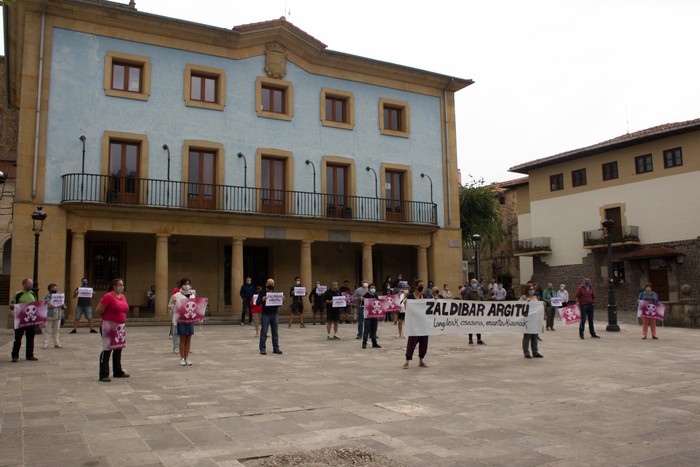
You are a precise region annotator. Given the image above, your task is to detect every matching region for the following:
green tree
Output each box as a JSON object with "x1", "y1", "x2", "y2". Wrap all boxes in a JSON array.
[
  {"x1": 0, "y1": 1, "x2": 17, "y2": 6},
  {"x1": 459, "y1": 177, "x2": 505, "y2": 251}
]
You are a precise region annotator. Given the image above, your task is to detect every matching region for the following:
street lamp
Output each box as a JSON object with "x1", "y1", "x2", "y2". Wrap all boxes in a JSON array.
[
  {"x1": 420, "y1": 172, "x2": 436, "y2": 223},
  {"x1": 365, "y1": 166, "x2": 378, "y2": 198},
  {"x1": 602, "y1": 218, "x2": 620, "y2": 332},
  {"x1": 31, "y1": 206, "x2": 47, "y2": 296},
  {"x1": 162, "y1": 144, "x2": 170, "y2": 206},
  {"x1": 237, "y1": 152, "x2": 247, "y2": 188},
  {"x1": 471, "y1": 234, "x2": 481, "y2": 281},
  {"x1": 79, "y1": 135, "x2": 86, "y2": 199},
  {"x1": 305, "y1": 159, "x2": 316, "y2": 193}
]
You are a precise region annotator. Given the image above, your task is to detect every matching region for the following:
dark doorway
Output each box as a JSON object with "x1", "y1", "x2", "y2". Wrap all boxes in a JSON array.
[
  {"x1": 604, "y1": 207, "x2": 623, "y2": 238},
  {"x1": 224, "y1": 246, "x2": 269, "y2": 305},
  {"x1": 648, "y1": 259, "x2": 669, "y2": 301}
]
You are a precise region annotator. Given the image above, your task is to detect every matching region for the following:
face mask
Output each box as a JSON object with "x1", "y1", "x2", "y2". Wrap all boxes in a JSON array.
[
  {"x1": 82, "y1": 282, "x2": 88, "y2": 286},
  {"x1": 584, "y1": 281, "x2": 590, "y2": 286},
  {"x1": 645, "y1": 287, "x2": 651, "y2": 292},
  {"x1": 370, "y1": 288, "x2": 376, "y2": 294},
  {"x1": 50, "y1": 290, "x2": 57, "y2": 294},
  {"x1": 246, "y1": 280, "x2": 251, "y2": 284},
  {"x1": 116, "y1": 286, "x2": 125, "y2": 294},
  {"x1": 362, "y1": 282, "x2": 368, "y2": 288},
  {"x1": 266, "y1": 285, "x2": 274, "y2": 290},
  {"x1": 560, "y1": 286, "x2": 565, "y2": 290},
  {"x1": 26, "y1": 284, "x2": 34, "y2": 290},
  {"x1": 417, "y1": 286, "x2": 424, "y2": 292},
  {"x1": 295, "y1": 281, "x2": 300, "y2": 285},
  {"x1": 331, "y1": 286, "x2": 339, "y2": 291},
  {"x1": 471, "y1": 283, "x2": 478, "y2": 289},
  {"x1": 529, "y1": 290, "x2": 535, "y2": 295},
  {"x1": 182, "y1": 285, "x2": 191, "y2": 291}
]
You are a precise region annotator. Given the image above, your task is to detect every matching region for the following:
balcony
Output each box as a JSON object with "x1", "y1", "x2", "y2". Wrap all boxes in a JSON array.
[
  {"x1": 583, "y1": 225, "x2": 640, "y2": 249},
  {"x1": 60, "y1": 173, "x2": 438, "y2": 226},
  {"x1": 514, "y1": 237, "x2": 551, "y2": 256}
]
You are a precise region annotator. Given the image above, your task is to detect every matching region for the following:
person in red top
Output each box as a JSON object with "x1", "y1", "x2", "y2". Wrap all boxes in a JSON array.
[
  {"x1": 575, "y1": 277, "x2": 600, "y2": 340},
  {"x1": 96, "y1": 278, "x2": 130, "y2": 381}
]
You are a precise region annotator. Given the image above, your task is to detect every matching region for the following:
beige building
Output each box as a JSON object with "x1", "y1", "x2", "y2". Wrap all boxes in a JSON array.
[
  {"x1": 5, "y1": 0, "x2": 472, "y2": 323},
  {"x1": 509, "y1": 118, "x2": 700, "y2": 309}
]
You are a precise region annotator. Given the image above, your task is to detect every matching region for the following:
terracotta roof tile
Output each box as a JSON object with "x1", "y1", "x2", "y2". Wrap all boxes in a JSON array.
[{"x1": 619, "y1": 246, "x2": 685, "y2": 261}]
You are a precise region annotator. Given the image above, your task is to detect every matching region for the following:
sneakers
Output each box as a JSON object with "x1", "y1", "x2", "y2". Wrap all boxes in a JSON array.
[
  {"x1": 477, "y1": 340, "x2": 486, "y2": 345},
  {"x1": 172, "y1": 347, "x2": 178, "y2": 354},
  {"x1": 332, "y1": 335, "x2": 340, "y2": 340},
  {"x1": 272, "y1": 349, "x2": 283, "y2": 355},
  {"x1": 469, "y1": 341, "x2": 474, "y2": 346},
  {"x1": 70, "y1": 329, "x2": 77, "y2": 334},
  {"x1": 27, "y1": 356, "x2": 38, "y2": 361},
  {"x1": 327, "y1": 336, "x2": 333, "y2": 340},
  {"x1": 54, "y1": 344, "x2": 62, "y2": 349},
  {"x1": 240, "y1": 322, "x2": 245, "y2": 326},
  {"x1": 185, "y1": 359, "x2": 192, "y2": 366},
  {"x1": 362, "y1": 343, "x2": 367, "y2": 349},
  {"x1": 180, "y1": 358, "x2": 187, "y2": 366},
  {"x1": 42, "y1": 344, "x2": 47, "y2": 349},
  {"x1": 89, "y1": 329, "x2": 98, "y2": 334},
  {"x1": 356, "y1": 335, "x2": 361, "y2": 340},
  {"x1": 533, "y1": 353, "x2": 544, "y2": 358},
  {"x1": 100, "y1": 377, "x2": 111, "y2": 382},
  {"x1": 260, "y1": 350, "x2": 267, "y2": 355},
  {"x1": 372, "y1": 344, "x2": 382, "y2": 348},
  {"x1": 300, "y1": 323, "x2": 306, "y2": 328},
  {"x1": 524, "y1": 354, "x2": 532, "y2": 359},
  {"x1": 113, "y1": 372, "x2": 130, "y2": 378}
]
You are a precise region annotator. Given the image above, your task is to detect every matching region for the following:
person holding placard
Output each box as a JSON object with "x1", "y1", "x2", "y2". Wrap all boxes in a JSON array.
[
  {"x1": 168, "y1": 278, "x2": 197, "y2": 366},
  {"x1": 464, "y1": 279, "x2": 486, "y2": 346},
  {"x1": 10, "y1": 278, "x2": 40, "y2": 362},
  {"x1": 309, "y1": 281, "x2": 326, "y2": 325},
  {"x1": 639, "y1": 283, "x2": 660, "y2": 340},
  {"x1": 323, "y1": 281, "x2": 344, "y2": 340},
  {"x1": 96, "y1": 278, "x2": 129, "y2": 381},
  {"x1": 43, "y1": 283, "x2": 65, "y2": 349},
  {"x1": 258, "y1": 278, "x2": 283, "y2": 355},
  {"x1": 361, "y1": 284, "x2": 382, "y2": 349},
  {"x1": 543, "y1": 283, "x2": 557, "y2": 331},
  {"x1": 403, "y1": 280, "x2": 429, "y2": 369},
  {"x1": 288, "y1": 276, "x2": 306, "y2": 328},
  {"x1": 71, "y1": 277, "x2": 97, "y2": 334},
  {"x1": 522, "y1": 285, "x2": 544, "y2": 359}
]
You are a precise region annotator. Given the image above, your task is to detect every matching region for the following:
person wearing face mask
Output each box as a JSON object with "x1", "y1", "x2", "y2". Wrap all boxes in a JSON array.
[
  {"x1": 323, "y1": 281, "x2": 343, "y2": 340},
  {"x1": 556, "y1": 284, "x2": 569, "y2": 306},
  {"x1": 96, "y1": 278, "x2": 129, "y2": 381},
  {"x1": 239, "y1": 277, "x2": 255, "y2": 326},
  {"x1": 403, "y1": 280, "x2": 429, "y2": 369},
  {"x1": 288, "y1": 276, "x2": 306, "y2": 328},
  {"x1": 339, "y1": 280, "x2": 353, "y2": 324},
  {"x1": 309, "y1": 281, "x2": 326, "y2": 325},
  {"x1": 638, "y1": 283, "x2": 660, "y2": 340},
  {"x1": 463, "y1": 279, "x2": 486, "y2": 346},
  {"x1": 168, "y1": 278, "x2": 196, "y2": 366},
  {"x1": 258, "y1": 278, "x2": 283, "y2": 355},
  {"x1": 71, "y1": 277, "x2": 97, "y2": 334},
  {"x1": 352, "y1": 280, "x2": 370, "y2": 339},
  {"x1": 43, "y1": 283, "x2": 65, "y2": 349},
  {"x1": 10, "y1": 278, "x2": 40, "y2": 362},
  {"x1": 575, "y1": 277, "x2": 599, "y2": 339},
  {"x1": 542, "y1": 283, "x2": 556, "y2": 331},
  {"x1": 361, "y1": 284, "x2": 382, "y2": 349},
  {"x1": 396, "y1": 287, "x2": 409, "y2": 338},
  {"x1": 522, "y1": 285, "x2": 544, "y2": 359}
]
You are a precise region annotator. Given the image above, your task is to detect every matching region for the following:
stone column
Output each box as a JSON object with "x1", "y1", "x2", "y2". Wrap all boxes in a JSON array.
[
  {"x1": 300, "y1": 240, "x2": 313, "y2": 290},
  {"x1": 155, "y1": 233, "x2": 169, "y2": 318},
  {"x1": 232, "y1": 237, "x2": 245, "y2": 317},
  {"x1": 362, "y1": 243, "x2": 374, "y2": 284},
  {"x1": 416, "y1": 244, "x2": 428, "y2": 284},
  {"x1": 69, "y1": 230, "x2": 86, "y2": 319}
]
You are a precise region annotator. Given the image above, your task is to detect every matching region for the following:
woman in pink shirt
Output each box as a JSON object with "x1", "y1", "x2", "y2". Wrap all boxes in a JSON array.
[{"x1": 96, "y1": 278, "x2": 129, "y2": 382}]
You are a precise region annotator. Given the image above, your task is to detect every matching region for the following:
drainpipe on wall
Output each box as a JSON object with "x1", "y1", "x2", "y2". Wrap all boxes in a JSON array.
[
  {"x1": 443, "y1": 79, "x2": 454, "y2": 226},
  {"x1": 32, "y1": 0, "x2": 47, "y2": 199}
]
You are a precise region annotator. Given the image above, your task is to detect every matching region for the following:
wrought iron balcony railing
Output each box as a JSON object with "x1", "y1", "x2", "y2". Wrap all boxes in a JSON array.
[
  {"x1": 61, "y1": 173, "x2": 438, "y2": 225},
  {"x1": 583, "y1": 225, "x2": 640, "y2": 247},
  {"x1": 514, "y1": 237, "x2": 551, "y2": 256}
]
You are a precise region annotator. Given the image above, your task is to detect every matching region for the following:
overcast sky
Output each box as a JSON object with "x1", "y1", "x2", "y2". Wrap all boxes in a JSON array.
[{"x1": 5, "y1": 0, "x2": 700, "y2": 184}]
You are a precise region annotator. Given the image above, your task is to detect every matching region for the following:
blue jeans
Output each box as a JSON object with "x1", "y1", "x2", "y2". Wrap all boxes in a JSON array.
[
  {"x1": 356, "y1": 305, "x2": 365, "y2": 337},
  {"x1": 241, "y1": 299, "x2": 252, "y2": 323},
  {"x1": 580, "y1": 305, "x2": 596, "y2": 337},
  {"x1": 259, "y1": 313, "x2": 279, "y2": 351}
]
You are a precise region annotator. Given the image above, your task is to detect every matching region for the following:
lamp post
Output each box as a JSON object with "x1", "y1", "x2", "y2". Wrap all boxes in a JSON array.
[
  {"x1": 79, "y1": 135, "x2": 86, "y2": 199},
  {"x1": 237, "y1": 152, "x2": 248, "y2": 209},
  {"x1": 602, "y1": 218, "x2": 620, "y2": 332},
  {"x1": 365, "y1": 166, "x2": 378, "y2": 198},
  {"x1": 420, "y1": 172, "x2": 436, "y2": 223},
  {"x1": 31, "y1": 206, "x2": 47, "y2": 296},
  {"x1": 304, "y1": 159, "x2": 316, "y2": 193},
  {"x1": 162, "y1": 144, "x2": 170, "y2": 206},
  {"x1": 471, "y1": 234, "x2": 481, "y2": 281}
]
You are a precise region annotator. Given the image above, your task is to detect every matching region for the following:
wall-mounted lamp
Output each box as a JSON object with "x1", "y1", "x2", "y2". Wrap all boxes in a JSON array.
[
  {"x1": 366, "y1": 166, "x2": 378, "y2": 198},
  {"x1": 305, "y1": 159, "x2": 316, "y2": 193}
]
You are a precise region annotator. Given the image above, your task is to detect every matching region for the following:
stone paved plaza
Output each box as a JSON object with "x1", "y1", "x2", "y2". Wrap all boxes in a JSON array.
[{"x1": 1, "y1": 316, "x2": 699, "y2": 466}]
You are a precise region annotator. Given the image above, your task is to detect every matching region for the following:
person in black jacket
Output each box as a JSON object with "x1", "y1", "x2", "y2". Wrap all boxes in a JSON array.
[{"x1": 239, "y1": 277, "x2": 255, "y2": 325}]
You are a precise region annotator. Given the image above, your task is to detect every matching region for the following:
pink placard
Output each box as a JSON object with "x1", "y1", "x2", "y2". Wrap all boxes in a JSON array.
[
  {"x1": 101, "y1": 320, "x2": 127, "y2": 350},
  {"x1": 342, "y1": 292, "x2": 354, "y2": 306},
  {"x1": 363, "y1": 297, "x2": 387, "y2": 319},
  {"x1": 174, "y1": 297, "x2": 208, "y2": 324},
  {"x1": 383, "y1": 295, "x2": 401, "y2": 312},
  {"x1": 558, "y1": 304, "x2": 581, "y2": 325},
  {"x1": 637, "y1": 300, "x2": 665, "y2": 321},
  {"x1": 13, "y1": 301, "x2": 48, "y2": 329}
]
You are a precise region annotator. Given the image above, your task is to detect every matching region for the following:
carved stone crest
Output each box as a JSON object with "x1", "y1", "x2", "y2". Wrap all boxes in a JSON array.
[{"x1": 265, "y1": 43, "x2": 287, "y2": 79}]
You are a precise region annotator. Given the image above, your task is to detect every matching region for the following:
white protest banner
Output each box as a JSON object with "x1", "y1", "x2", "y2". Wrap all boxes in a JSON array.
[
  {"x1": 50, "y1": 293, "x2": 65, "y2": 307},
  {"x1": 77, "y1": 287, "x2": 94, "y2": 298},
  {"x1": 14, "y1": 302, "x2": 48, "y2": 329},
  {"x1": 101, "y1": 320, "x2": 126, "y2": 350},
  {"x1": 332, "y1": 295, "x2": 346, "y2": 308},
  {"x1": 559, "y1": 304, "x2": 581, "y2": 325},
  {"x1": 265, "y1": 292, "x2": 284, "y2": 307},
  {"x1": 637, "y1": 300, "x2": 665, "y2": 321},
  {"x1": 550, "y1": 297, "x2": 563, "y2": 307},
  {"x1": 174, "y1": 297, "x2": 208, "y2": 324},
  {"x1": 294, "y1": 287, "x2": 306, "y2": 296},
  {"x1": 404, "y1": 299, "x2": 544, "y2": 336},
  {"x1": 316, "y1": 285, "x2": 327, "y2": 295}
]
